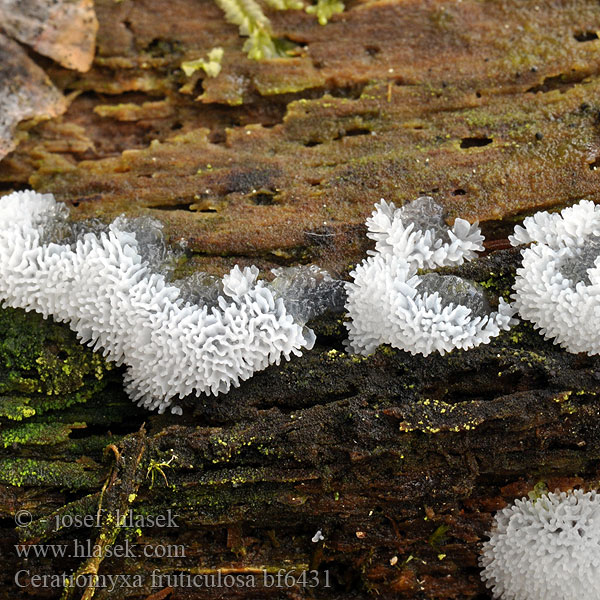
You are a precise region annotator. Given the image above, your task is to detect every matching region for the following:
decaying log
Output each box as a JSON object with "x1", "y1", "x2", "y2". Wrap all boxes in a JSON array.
[{"x1": 2, "y1": 1, "x2": 600, "y2": 599}]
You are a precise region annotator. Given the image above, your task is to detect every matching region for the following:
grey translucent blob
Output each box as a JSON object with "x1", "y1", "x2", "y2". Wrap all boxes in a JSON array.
[
  {"x1": 52, "y1": 215, "x2": 184, "y2": 279},
  {"x1": 418, "y1": 273, "x2": 491, "y2": 318},
  {"x1": 171, "y1": 271, "x2": 224, "y2": 308},
  {"x1": 49, "y1": 210, "x2": 343, "y2": 323},
  {"x1": 270, "y1": 265, "x2": 347, "y2": 325},
  {"x1": 41, "y1": 214, "x2": 104, "y2": 246},
  {"x1": 560, "y1": 237, "x2": 600, "y2": 284},
  {"x1": 399, "y1": 196, "x2": 450, "y2": 241},
  {"x1": 112, "y1": 216, "x2": 183, "y2": 277}
]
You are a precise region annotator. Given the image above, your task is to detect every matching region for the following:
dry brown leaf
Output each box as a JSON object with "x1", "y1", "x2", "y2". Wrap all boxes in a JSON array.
[
  {"x1": 0, "y1": 0, "x2": 97, "y2": 72},
  {"x1": 0, "y1": 33, "x2": 67, "y2": 160}
]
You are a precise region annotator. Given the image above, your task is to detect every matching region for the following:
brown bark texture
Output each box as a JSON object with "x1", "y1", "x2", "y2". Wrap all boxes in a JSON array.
[{"x1": 1, "y1": 1, "x2": 600, "y2": 599}]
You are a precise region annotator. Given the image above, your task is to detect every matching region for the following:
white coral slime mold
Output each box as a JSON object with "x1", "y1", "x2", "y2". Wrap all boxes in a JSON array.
[
  {"x1": 344, "y1": 254, "x2": 417, "y2": 356},
  {"x1": 510, "y1": 200, "x2": 600, "y2": 354},
  {"x1": 366, "y1": 196, "x2": 484, "y2": 270},
  {"x1": 0, "y1": 190, "x2": 315, "y2": 414},
  {"x1": 509, "y1": 199, "x2": 600, "y2": 249},
  {"x1": 345, "y1": 253, "x2": 514, "y2": 356},
  {"x1": 345, "y1": 197, "x2": 513, "y2": 356},
  {"x1": 480, "y1": 489, "x2": 600, "y2": 600}
]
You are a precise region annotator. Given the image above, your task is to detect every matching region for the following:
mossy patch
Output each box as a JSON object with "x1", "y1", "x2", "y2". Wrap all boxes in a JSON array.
[
  {"x1": 0, "y1": 307, "x2": 112, "y2": 418},
  {"x1": 0, "y1": 421, "x2": 86, "y2": 448},
  {"x1": 0, "y1": 458, "x2": 101, "y2": 489},
  {"x1": 0, "y1": 396, "x2": 36, "y2": 421}
]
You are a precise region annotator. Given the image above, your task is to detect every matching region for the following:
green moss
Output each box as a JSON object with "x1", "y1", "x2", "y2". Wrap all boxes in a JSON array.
[
  {"x1": 0, "y1": 458, "x2": 100, "y2": 489},
  {"x1": 206, "y1": 431, "x2": 272, "y2": 465},
  {"x1": 214, "y1": 0, "x2": 289, "y2": 60},
  {"x1": 67, "y1": 434, "x2": 124, "y2": 455},
  {"x1": 181, "y1": 47, "x2": 224, "y2": 78},
  {"x1": 306, "y1": 0, "x2": 344, "y2": 25},
  {"x1": 18, "y1": 493, "x2": 101, "y2": 542},
  {"x1": 527, "y1": 481, "x2": 549, "y2": 501},
  {"x1": 477, "y1": 270, "x2": 514, "y2": 300},
  {"x1": 399, "y1": 396, "x2": 487, "y2": 434},
  {"x1": 306, "y1": 312, "x2": 346, "y2": 339},
  {"x1": 0, "y1": 396, "x2": 36, "y2": 420},
  {"x1": 151, "y1": 480, "x2": 298, "y2": 522},
  {"x1": 428, "y1": 524, "x2": 449, "y2": 549},
  {"x1": 0, "y1": 308, "x2": 112, "y2": 417},
  {"x1": 0, "y1": 421, "x2": 85, "y2": 448}
]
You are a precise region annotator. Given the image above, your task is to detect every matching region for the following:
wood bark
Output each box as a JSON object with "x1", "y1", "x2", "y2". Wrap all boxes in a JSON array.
[{"x1": 2, "y1": 1, "x2": 600, "y2": 599}]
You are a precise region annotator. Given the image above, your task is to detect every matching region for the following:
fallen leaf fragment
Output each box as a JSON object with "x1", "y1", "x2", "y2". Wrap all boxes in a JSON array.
[
  {"x1": 0, "y1": 33, "x2": 67, "y2": 160},
  {"x1": 0, "y1": 0, "x2": 98, "y2": 71}
]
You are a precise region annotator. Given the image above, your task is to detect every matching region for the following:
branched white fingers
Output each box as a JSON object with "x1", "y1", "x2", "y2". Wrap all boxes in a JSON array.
[
  {"x1": 345, "y1": 197, "x2": 512, "y2": 357},
  {"x1": 0, "y1": 190, "x2": 316, "y2": 414},
  {"x1": 511, "y1": 200, "x2": 600, "y2": 355},
  {"x1": 366, "y1": 196, "x2": 484, "y2": 271},
  {"x1": 509, "y1": 200, "x2": 600, "y2": 249},
  {"x1": 480, "y1": 489, "x2": 600, "y2": 600}
]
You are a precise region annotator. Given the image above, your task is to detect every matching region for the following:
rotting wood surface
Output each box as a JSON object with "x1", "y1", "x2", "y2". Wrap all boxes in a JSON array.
[{"x1": 1, "y1": 1, "x2": 600, "y2": 599}]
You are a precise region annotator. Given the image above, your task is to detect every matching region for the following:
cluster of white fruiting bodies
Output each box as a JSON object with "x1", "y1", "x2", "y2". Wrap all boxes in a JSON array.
[
  {"x1": 480, "y1": 489, "x2": 600, "y2": 600},
  {"x1": 0, "y1": 190, "x2": 315, "y2": 414},
  {"x1": 2, "y1": 190, "x2": 600, "y2": 413},
  {"x1": 510, "y1": 199, "x2": 600, "y2": 355},
  {"x1": 347, "y1": 197, "x2": 600, "y2": 357},
  {"x1": 344, "y1": 196, "x2": 515, "y2": 356}
]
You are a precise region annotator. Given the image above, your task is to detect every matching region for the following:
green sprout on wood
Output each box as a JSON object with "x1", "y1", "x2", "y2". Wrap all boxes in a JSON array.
[
  {"x1": 146, "y1": 453, "x2": 177, "y2": 489},
  {"x1": 527, "y1": 481, "x2": 549, "y2": 502},
  {"x1": 306, "y1": 0, "x2": 344, "y2": 25},
  {"x1": 214, "y1": 0, "x2": 287, "y2": 60},
  {"x1": 214, "y1": 0, "x2": 343, "y2": 60},
  {"x1": 264, "y1": 0, "x2": 303, "y2": 10}
]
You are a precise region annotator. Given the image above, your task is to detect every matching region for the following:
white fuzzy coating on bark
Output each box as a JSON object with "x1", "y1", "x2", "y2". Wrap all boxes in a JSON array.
[
  {"x1": 511, "y1": 200, "x2": 600, "y2": 355},
  {"x1": 480, "y1": 489, "x2": 600, "y2": 600},
  {"x1": 0, "y1": 191, "x2": 314, "y2": 413},
  {"x1": 366, "y1": 197, "x2": 485, "y2": 270},
  {"x1": 345, "y1": 197, "x2": 514, "y2": 357}
]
